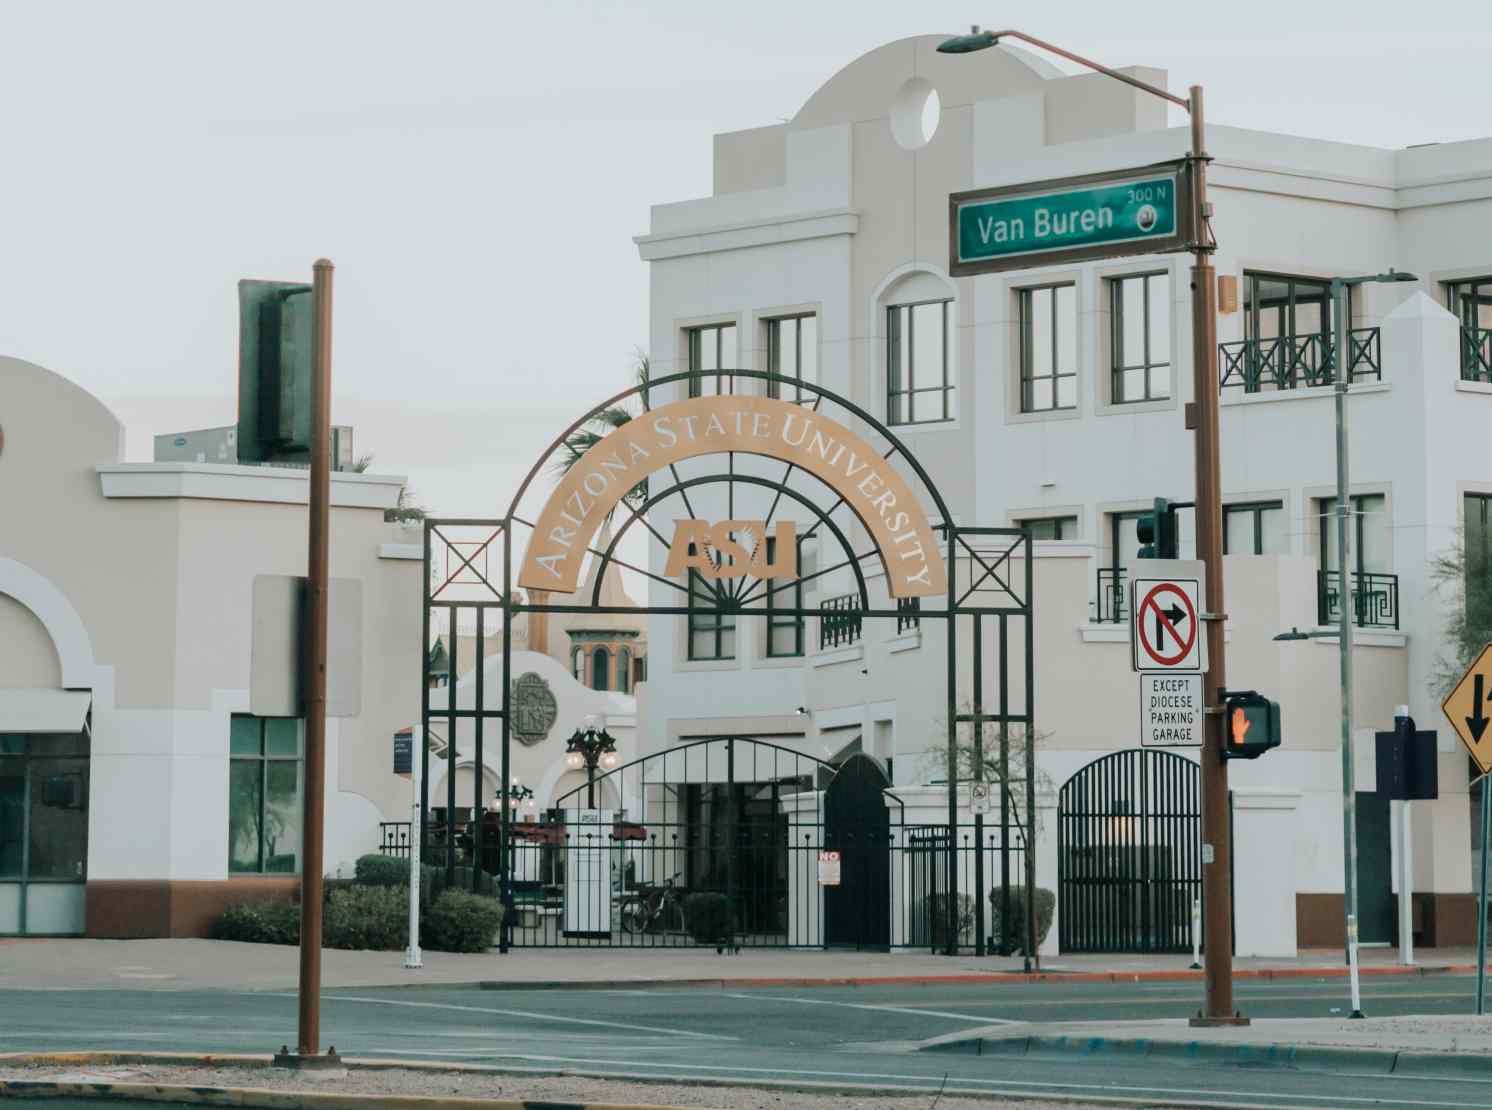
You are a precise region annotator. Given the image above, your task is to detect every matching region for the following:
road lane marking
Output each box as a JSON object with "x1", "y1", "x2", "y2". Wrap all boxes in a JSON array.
[
  {"x1": 317, "y1": 993, "x2": 737, "y2": 1041},
  {"x1": 720, "y1": 992, "x2": 1016, "y2": 1024}
]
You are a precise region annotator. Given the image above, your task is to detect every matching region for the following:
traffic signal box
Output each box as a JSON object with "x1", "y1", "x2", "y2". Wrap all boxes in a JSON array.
[
  {"x1": 1136, "y1": 497, "x2": 1180, "y2": 559},
  {"x1": 1375, "y1": 715, "x2": 1439, "y2": 800},
  {"x1": 237, "y1": 279, "x2": 314, "y2": 465},
  {"x1": 1223, "y1": 690, "x2": 1282, "y2": 760}
]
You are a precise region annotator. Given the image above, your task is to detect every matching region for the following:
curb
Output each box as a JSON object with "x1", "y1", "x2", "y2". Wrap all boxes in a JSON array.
[
  {"x1": 0, "y1": 1079, "x2": 708, "y2": 1109},
  {"x1": 0, "y1": 1056, "x2": 717, "y2": 1109},
  {"x1": 921, "y1": 1031, "x2": 1492, "y2": 1079},
  {"x1": 470, "y1": 963, "x2": 1475, "y2": 991}
]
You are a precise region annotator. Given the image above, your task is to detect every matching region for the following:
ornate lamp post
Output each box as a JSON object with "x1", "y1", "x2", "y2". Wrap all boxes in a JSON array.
[
  {"x1": 566, "y1": 719, "x2": 619, "y2": 808},
  {"x1": 490, "y1": 777, "x2": 535, "y2": 816}
]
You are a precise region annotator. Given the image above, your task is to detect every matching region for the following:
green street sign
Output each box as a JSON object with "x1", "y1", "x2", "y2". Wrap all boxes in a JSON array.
[{"x1": 949, "y1": 162, "x2": 1192, "y2": 275}]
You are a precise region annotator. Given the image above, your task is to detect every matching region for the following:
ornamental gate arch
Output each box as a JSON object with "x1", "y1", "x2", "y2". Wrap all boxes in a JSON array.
[{"x1": 418, "y1": 370, "x2": 1035, "y2": 952}]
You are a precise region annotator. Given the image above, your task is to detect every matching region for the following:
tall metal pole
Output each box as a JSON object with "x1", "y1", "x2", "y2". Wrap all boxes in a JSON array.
[
  {"x1": 1477, "y1": 778, "x2": 1489, "y2": 1015},
  {"x1": 404, "y1": 726, "x2": 423, "y2": 970},
  {"x1": 1333, "y1": 277, "x2": 1365, "y2": 1019},
  {"x1": 1186, "y1": 88, "x2": 1240, "y2": 1026},
  {"x1": 297, "y1": 258, "x2": 334, "y2": 1058}
]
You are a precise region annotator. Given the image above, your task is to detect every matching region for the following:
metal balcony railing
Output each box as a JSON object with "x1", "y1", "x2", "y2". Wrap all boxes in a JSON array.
[
  {"x1": 1318, "y1": 570, "x2": 1400, "y2": 630},
  {"x1": 1219, "y1": 328, "x2": 1381, "y2": 393},
  {"x1": 820, "y1": 594, "x2": 863, "y2": 649},
  {"x1": 1463, "y1": 327, "x2": 1492, "y2": 384},
  {"x1": 896, "y1": 596, "x2": 921, "y2": 634},
  {"x1": 1095, "y1": 567, "x2": 1127, "y2": 624}
]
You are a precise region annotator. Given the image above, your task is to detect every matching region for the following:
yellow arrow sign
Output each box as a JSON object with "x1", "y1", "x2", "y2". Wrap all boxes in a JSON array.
[{"x1": 1442, "y1": 642, "x2": 1492, "y2": 776}]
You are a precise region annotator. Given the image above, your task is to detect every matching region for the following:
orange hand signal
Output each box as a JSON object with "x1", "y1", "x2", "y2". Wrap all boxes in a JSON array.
[{"x1": 1230, "y1": 706, "x2": 1251, "y2": 746}]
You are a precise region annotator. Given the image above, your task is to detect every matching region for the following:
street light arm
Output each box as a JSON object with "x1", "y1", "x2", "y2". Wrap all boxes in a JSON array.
[{"x1": 977, "y1": 29, "x2": 1190, "y2": 109}]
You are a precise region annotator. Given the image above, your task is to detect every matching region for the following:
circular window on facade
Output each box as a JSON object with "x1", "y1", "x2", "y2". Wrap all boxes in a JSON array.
[{"x1": 890, "y1": 77, "x2": 941, "y2": 151}]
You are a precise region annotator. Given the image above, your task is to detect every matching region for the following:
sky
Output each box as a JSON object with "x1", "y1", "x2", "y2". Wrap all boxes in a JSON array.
[{"x1": 4, "y1": 0, "x2": 1492, "y2": 525}]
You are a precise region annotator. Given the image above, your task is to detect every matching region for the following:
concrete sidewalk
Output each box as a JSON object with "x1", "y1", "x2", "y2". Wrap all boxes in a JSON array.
[
  {"x1": 0, "y1": 937, "x2": 1483, "y2": 991},
  {"x1": 922, "y1": 1013, "x2": 1492, "y2": 1073}
]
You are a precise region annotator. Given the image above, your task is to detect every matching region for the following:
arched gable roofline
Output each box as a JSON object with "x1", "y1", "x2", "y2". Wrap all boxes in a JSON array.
[{"x1": 0, "y1": 557, "x2": 96, "y2": 688}]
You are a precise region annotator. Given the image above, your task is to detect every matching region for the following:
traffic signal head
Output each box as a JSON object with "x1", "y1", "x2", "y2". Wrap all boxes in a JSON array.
[
  {"x1": 1224, "y1": 691, "x2": 1281, "y2": 760},
  {"x1": 1136, "y1": 497, "x2": 1179, "y2": 559}
]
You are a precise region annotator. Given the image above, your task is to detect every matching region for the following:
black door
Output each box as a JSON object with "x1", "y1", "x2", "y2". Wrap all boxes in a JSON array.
[
  {"x1": 1355, "y1": 792, "x2": 1394, "y2": 944},
  {"x1": 824, "y1": 754, "x2": 891, "y2": 949}
]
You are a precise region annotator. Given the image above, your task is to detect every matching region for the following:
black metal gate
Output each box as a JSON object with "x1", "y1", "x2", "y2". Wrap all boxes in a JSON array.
[
  {"x1": 824, "y1": 753, "x2": 891, "y2": 949},
  {"x1": 1057, "y1": 749, "x2": 1200, "y2": 953}
]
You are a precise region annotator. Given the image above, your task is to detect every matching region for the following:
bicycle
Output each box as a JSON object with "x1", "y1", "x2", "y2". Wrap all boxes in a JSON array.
[{"x1": 619, "y1": 872, "x2": 687, "y2": 935}]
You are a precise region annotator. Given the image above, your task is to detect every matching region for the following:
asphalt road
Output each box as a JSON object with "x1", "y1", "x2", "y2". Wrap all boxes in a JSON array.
[{"x1": 2, "y1": 975, "x2": 1491, "y2": 1108}]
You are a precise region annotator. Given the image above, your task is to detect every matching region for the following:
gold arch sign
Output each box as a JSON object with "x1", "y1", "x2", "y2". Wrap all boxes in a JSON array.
[{"x1": 518, "y1": 395, "x2": 947, "y2": 599}]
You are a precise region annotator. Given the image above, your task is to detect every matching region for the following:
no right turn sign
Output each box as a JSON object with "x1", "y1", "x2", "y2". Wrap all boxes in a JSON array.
[{"x1": 1132, "y1": 576, "x2": 1203, "y2": 673}]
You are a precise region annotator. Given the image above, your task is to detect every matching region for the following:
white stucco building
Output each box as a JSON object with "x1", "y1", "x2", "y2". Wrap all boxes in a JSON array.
[{"x1": 631, "y1": 36, "x2": 1492, "y2": 954}]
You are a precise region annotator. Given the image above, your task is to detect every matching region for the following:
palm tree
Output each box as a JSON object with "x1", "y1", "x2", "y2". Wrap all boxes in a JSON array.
[
  {"x1": 552, "y1": 350, "x2": 651, "y2": 514},
  {"x1": 349, "y1": 452, "x2": 428, "y2": 521}
]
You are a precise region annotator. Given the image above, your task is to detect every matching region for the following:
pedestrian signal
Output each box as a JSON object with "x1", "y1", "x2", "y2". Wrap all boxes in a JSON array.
[{"x1": 1223, "y1": 690, "x2": 1281, "y2": 760}]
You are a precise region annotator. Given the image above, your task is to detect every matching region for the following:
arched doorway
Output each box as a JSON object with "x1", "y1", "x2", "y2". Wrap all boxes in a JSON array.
[
  {"x1": 823, "y1": 753, "x2": 892, "y2": 950},
  {"x1": 1057, "y1": 749, "x2": 1207, "y2": 953}
]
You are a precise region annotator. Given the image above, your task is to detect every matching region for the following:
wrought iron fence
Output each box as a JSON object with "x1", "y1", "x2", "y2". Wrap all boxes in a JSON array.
[
  {"x1": 820, "y1": 594, "x2": 863, "y2": 648},
  {"x1": 1219, "y1": 327, "x2": 1381, "y2": 392},
  {"x1": 1094, "y1": 567, "x2": 1127, "y2": 624},
  {"x1": 896, "y1": 596, "x2": 921, "y2": 634},
  {"x1": 379, "y1": 822, "x2": 411, "y2": 859},
  {"x1": 1464, "y1": 327, "x2": 1492, "y2": 383},
  {"x1": 496, "y1": 819, "x2": 1027, "y2": 953},
  {"x1": 1318, "y1": 570, "x2": 1400, "y2": 630}
]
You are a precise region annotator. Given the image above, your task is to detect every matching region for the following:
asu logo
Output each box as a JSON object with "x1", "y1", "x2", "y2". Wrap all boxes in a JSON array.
[{"x1": 664, "y1": 520, "x2": 797, "y2": 580}]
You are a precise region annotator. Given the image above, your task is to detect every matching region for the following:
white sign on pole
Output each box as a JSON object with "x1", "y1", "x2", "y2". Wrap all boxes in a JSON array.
[
  {"x1": 817, "y1": 850, "x2": 842, "y2": 886},
  {"x1": 1140, "y1": 673, "x2": 1204, "y2": 748},
  {"x1": 970, "y1": 782, "x2": 992, "y2": 815},
  {"x1": 563, "y1": 809, "x2": 613, "y2": 937},
  {"x1": 1131, "y1": 575, "x2": 1203, "y2": 673}
]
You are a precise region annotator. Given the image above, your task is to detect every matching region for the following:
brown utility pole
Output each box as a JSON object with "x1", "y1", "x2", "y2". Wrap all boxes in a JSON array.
[
  {"x1": 298, "y1": 258, "x2": 334, "y2": 1058},
  {"x1": 937, "y1": 29, "x2": 1241, "y2": 1024}
]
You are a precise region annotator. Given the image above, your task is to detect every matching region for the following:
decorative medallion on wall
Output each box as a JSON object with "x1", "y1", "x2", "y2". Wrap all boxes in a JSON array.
[{"x1": 510, "y1": 672, "x2": 558, "y2": 746}]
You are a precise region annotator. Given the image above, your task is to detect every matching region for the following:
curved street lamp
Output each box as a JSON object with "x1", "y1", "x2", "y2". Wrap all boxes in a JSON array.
[{"x1": 938, "y1": 24, "x2": 1243, "y2": 1023}]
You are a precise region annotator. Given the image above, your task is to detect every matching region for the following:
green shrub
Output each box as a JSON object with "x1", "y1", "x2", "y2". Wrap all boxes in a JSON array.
[
  {"x1": 989, "y1": 886, "x2": 1055, "y2": 956},
  {"x1": 354, "y1": 853, "x2": 409, "y2": 888},
  {"x1": 423, "y1": 890, "x2": 503, "y2": 953},
  {"x1": 211, "y1": 900, "x2": 301, "y2": 945},
  {"x1": 683, "y1": 892, "x2": 734, "y2": 946},
  {"x1": 323, "y1": 885, "x2": 408, "y2": 951},
  {"x1": 425, "y1": 865, "x2": 497, "y2": 901},
  {"x1": 914, "y1": 892, "x2": 976, "y2": 948}
]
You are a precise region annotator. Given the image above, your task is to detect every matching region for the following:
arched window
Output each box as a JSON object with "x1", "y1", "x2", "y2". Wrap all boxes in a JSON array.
[
  {"x1": 617, "y1": 648, "x2": 631, "y2": 693},
  {"x1": 571, "y1": 647, "x2": 583, "y2": 682},
  {"x1": 591, "y1": 646, "x2": 610, "y2": 692}
]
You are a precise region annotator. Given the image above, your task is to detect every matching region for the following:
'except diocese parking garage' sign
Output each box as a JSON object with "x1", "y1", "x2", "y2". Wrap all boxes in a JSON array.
[{"x1": 949, "y1": 162, "x2": 1191, "y2": 276}]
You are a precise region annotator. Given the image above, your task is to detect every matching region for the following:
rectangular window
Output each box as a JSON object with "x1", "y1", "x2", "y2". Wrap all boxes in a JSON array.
[
  {"x1": 687, "y1": 569, "x2": 736, "y2": 661},
  {"x1": 1467, "y1": 493, "x2": 1492, "y2": 581},
  {"x1": 1019, "y1": 284, "x2": 1077, "y2": 413},
  {"x1": 766, "y1": 314, "x2": 817, "y2": 403},
  {"x1": 1447, "y1": 277, "x2": 1492, "y2": 382},
  {"x1": 228, "y1": 715, "x2": 304, "y2": 875},
  {"x1": 1223, "y1": 501, "x2": 1287, "y2": 556},
  {"x1": 887, "y1": 299, "x2": 954, "y2": 425},
  {"x1": 686, "y1": 323, "x2": 738, "y2": 398},
  {"x1": 764, "y1": 537, "x2": 804, "y2": 658},
  {"x1": 1244, "y1": 272, "x2": 1337, "y2": 342},
  {"x1": 1017, "y1": 515, "x2": 1078, "y2": 540},
  {"x1": 1110, "y1": 273, "x2": 1171, "y2": 403},
  {"x1": 1318, "y1": 494, "x2": 1389, "y2": 575}
]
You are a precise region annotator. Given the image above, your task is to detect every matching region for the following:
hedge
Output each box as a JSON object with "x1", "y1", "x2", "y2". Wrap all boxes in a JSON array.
[
  {"x1": 211, "y1": 900, "x2": 300, "y2": 945},
  {"x1": 354, "y1": 853, "x2": 408, "y2": 887},
  {"x1": 989, "y1": 886, "x2": 1055, "y2": 956},
  {"x1": 324, "y1": 885, "x2": 407, "y2": 951},
  {"x1": 424, "y1": 890, "x2": 504, "y2": 953},
  {"x1": 682, "y1": 892, "x2": 734, "y2": 946}
]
